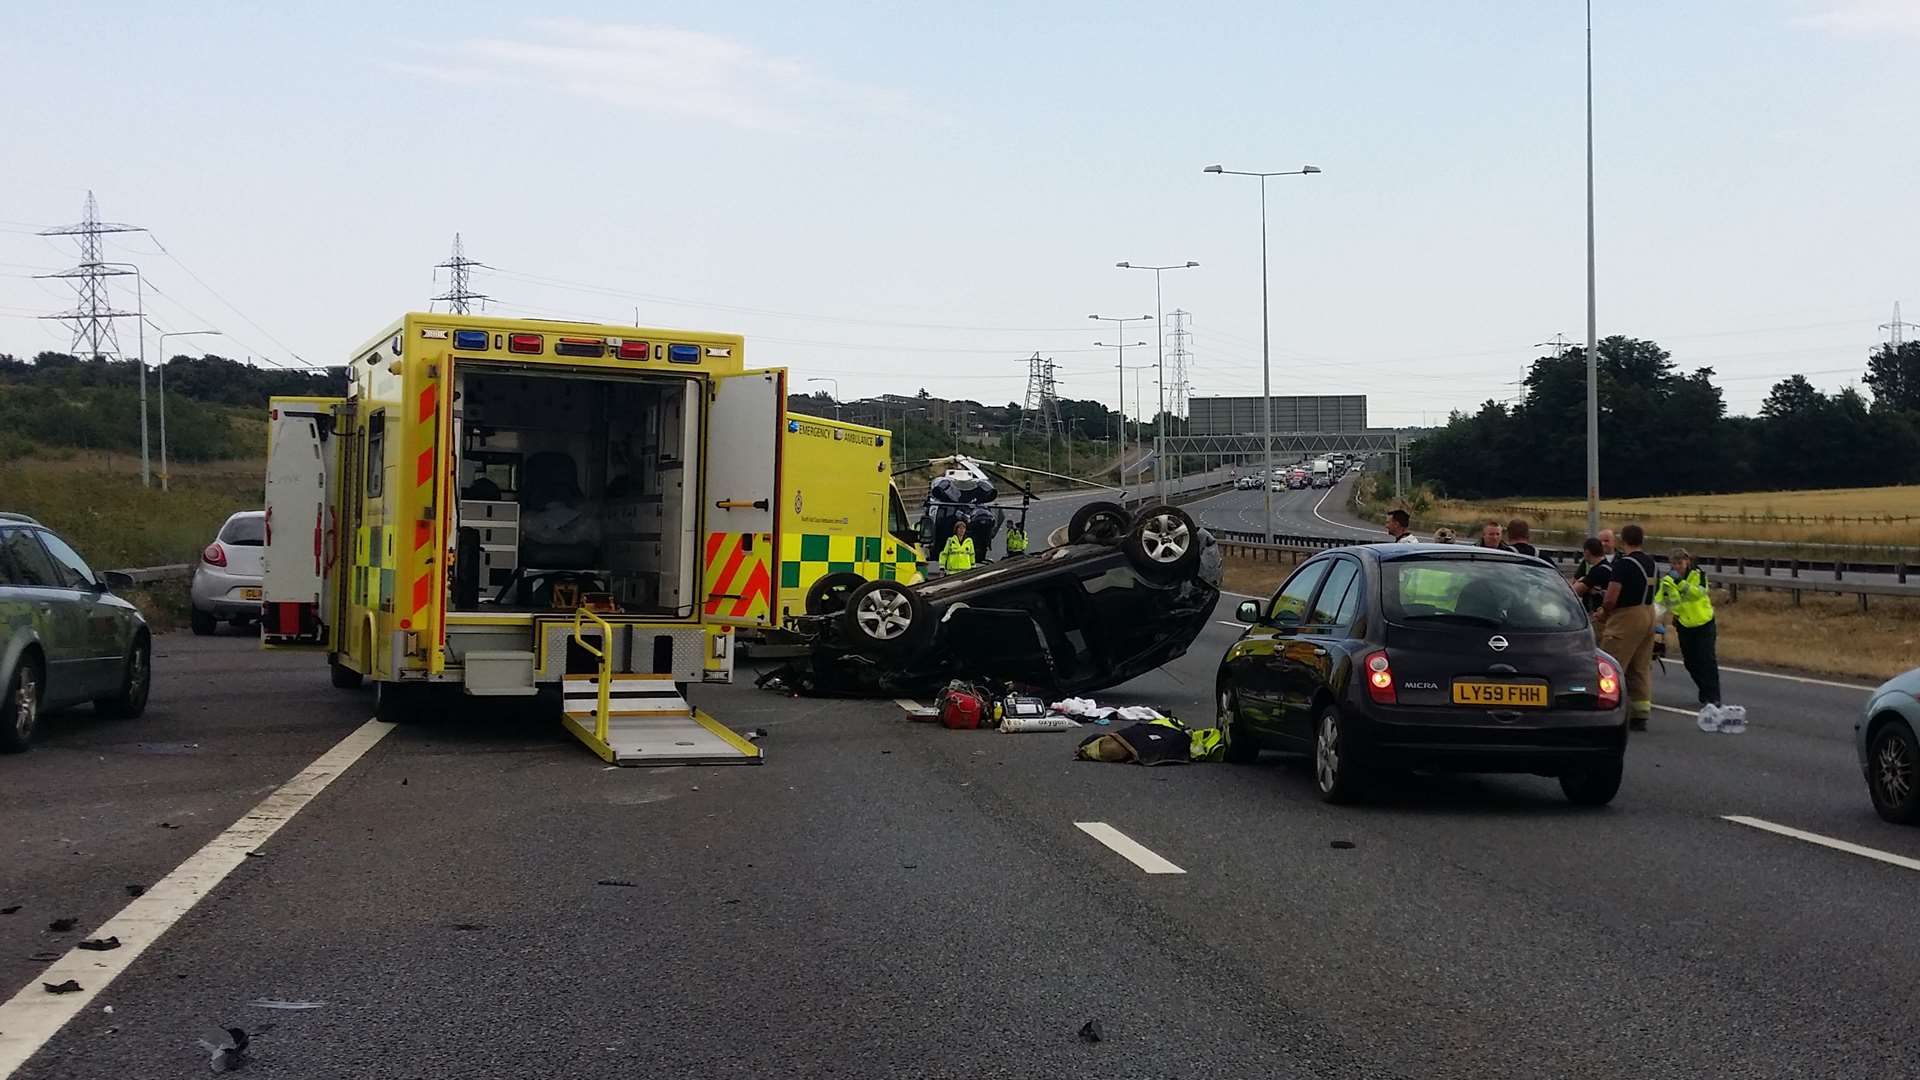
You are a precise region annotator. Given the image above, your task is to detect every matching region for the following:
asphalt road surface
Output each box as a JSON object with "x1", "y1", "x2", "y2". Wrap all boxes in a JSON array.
[
  {"x1": 1183, "y1": 476, "x2": 1385, "y2": 541},
  {"x1": 3, "y1": 611, "x2": 1913, "y2": 1077}
]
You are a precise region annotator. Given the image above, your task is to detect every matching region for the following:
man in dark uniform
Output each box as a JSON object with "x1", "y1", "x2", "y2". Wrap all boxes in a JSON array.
[{"x1": 1573, "y1": 537, "x2": 1611, "y2": 613}]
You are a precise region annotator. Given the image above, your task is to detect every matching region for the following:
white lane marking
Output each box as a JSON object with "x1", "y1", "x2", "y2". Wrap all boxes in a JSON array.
[
  {"x1": 1722, "y1": 815, "x2": 1920, "y2": 873},
  {"x1": 1075, "y1": 821, "x2": 1187, "y2": 875},
  {"x1": 1310, "y1": 484, "x2": 1381, "y2": 536},
  {"x1": 0, "y1": 719, "x2": 397, "y2": 1075},
  {"x1": 1717, "y1": 666, "x2": 1873, "y2": 692},
  {"x1": 1652, "y1": 704, "x2": 1699, "y2": 718}
]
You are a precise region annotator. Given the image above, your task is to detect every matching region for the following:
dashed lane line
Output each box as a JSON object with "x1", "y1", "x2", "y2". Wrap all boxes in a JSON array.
[
  {"x1": 0, "y1": 718, "x2": 398, "y2": 1077},
  {"x1": 1722, "y1": 815, "x2": 1920, "y2": 873},
  {"x1": 1075, "y1": 822, "x2": 1187, "y2": 875}
]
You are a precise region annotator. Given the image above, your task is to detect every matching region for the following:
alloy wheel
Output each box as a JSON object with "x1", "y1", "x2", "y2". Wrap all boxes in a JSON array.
[
  {"x1": 1139, "y1": 513, "x2": 1192, "y2": 563},
  {"x1": 1876, "y1": 731, "x2": 1914, "y2": 807},
  {"x1": 1316, "y1": 712, "x2": 1341, "y2": 793},
  {"x1": 13, "y1": 667, "x2": 38, "y2": 742},
  {"x1": 854, "y1": 590, "x2": 912, "y2": 640}
]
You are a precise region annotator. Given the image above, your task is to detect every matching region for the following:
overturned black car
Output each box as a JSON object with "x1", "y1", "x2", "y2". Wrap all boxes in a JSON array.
[{"x1": 772, "y1": 503, "x2": 1221, "y2": 696}]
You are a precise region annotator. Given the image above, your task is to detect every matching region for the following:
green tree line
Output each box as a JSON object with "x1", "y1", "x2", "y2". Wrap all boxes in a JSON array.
[{"x1": 1409, "y1": 337, "x2": 1920, "y2": 498}]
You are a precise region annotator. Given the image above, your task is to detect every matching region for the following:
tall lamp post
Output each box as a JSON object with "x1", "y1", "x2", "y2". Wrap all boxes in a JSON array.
[
  {"x1": 1089, "y1": 314, "x2": 1152, "y2": 483},
  {"x1": 1203, "y1": 162, "x2": 1321, "y2": 542},
  {"x1": 1117, "y1": 261, "x2": 1198, "y2": 502},
  {"x1": 806, "y1": 377, "x2": 841, "y2": 420},
  {"x1": 154, "y1": 327, "x2": 222, "y2": 492},
  {"x1": 1582, "y1": 0, "x2": 1601, "y2": 538}
]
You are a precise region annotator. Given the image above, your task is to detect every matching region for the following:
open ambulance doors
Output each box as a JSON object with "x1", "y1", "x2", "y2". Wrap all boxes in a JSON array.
[
  {"x1": 701, "y1": 369, "x2": 784, "y2": 629},
  {"x1": 262, "y1": 397, "x2": 343, "y2": 648}
]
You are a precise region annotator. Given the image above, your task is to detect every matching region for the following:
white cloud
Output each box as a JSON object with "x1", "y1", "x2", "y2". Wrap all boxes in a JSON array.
[
  {"x1": 387, "y1": 19, "x2": 913, "y2": 132},
  {"x1": 1793, "y1": 0, "x2": 1920, "y2": 38}
]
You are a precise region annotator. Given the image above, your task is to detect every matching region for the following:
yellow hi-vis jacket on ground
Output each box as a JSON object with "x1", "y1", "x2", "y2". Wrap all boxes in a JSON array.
[
  {"x1": 1655, "y1": 568, "x2": 1715, "y2": 628},
  {"x1": 940, "y1": 535, "x2": 976, "y2": 573}
]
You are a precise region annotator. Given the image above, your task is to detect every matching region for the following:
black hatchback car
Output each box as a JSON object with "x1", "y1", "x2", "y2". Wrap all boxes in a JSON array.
[
  {"x1": 784, "y1": 503, "x2": 1220, "y2": 695},
  {"x1": 1216, "y1": 544, "x2": 1626, "y2": 805}
]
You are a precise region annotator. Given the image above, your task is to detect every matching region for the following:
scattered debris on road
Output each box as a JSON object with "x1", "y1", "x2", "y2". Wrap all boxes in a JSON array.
[
  {"x1": 1, "y1": 904, "x2": 20, "y2": 915},
  {"x1": 43, "y1": 979, "x2": 82, "y2": 994},
  {"x1": 247, "y1": 999, "x2": 327, "y2": 1010},
  {"x1": 199, "y1": 1025, "x2": 268, "y2": 1072},
  {"x1": 76, "y1": 936, "x2": 120, "y2": 951},
  {"x1": 1078, "y1": 1019, "x2": 1104, "y2": 1043},
  {"x1": 48, "y1": 916, "x2": 77, "y2": 932},
  {"x1": 1331, "y1": 840, "x2": 1357, "y2": 850},
  {"x1": 124, "y1": 884, "x2": 145, "y2": 897},
  {"x1": 1075, "y1": 716, "x2": 1226, "y2": 765},
  {"x1": 158, "y1": 822, "x2": 180, "y2": 830},
  {"x1": 595, "y1": 879, "x2": 640, "y2": 888}
]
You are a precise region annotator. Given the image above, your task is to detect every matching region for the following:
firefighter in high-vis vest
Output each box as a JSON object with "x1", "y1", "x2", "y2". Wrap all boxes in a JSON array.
[
  {"x1": 1655, "y1": 547, "x2": 1721, "y2": 707},
  {"x1": 939, "y1": 519, "x2": 977, "y2": 574}
]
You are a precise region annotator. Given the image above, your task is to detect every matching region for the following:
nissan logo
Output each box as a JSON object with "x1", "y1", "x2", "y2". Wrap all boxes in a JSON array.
[{"x1": 1487, "y1": 635, "x2": 1510, "y2": 652}]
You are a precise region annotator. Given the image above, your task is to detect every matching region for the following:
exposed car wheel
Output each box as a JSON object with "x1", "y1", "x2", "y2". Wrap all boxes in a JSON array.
[
  {"x1": 1124, "y1": 505, "x2": 1201, "y2": 580},
  {"x1": 805, "y1": 571, "x2": 867, "y2": 616},
  {"x1": 1219, "y1": 688, "x2": 1259, "y2": 764},
  {"x1": 189, "y1": 607, "x2": 217, "y2": 635},
  {"x1": 1866, "y1": 718, "x2": 1920, "y2": 825},
  {"x1": 94, "y1": 633, "x2": 151, "y2": 720},
  {"x1": 330, "y1": 660, "x2": 365, "y2": 690},
  {"x1": 1313, "y1": 705, "x2": 1363, "y2": 803},
  {"x1": 2, "y1": 657, "x2": 42, "y2": 753},
  {"x1": 1068, "y1": 501, "x2": 1131, "y2": 545},
  {"x1": 841, "y1": 579, "x2": 928, "y2": 655},
  {"x1": 1560, "y1": 756, "x2": 1625, "y2": 807}
]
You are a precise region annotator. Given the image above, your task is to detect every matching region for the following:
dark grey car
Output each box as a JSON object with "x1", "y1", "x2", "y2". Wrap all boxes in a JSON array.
[{"x1": 0, "y1": 513, "x2": 151, "y2": 751}]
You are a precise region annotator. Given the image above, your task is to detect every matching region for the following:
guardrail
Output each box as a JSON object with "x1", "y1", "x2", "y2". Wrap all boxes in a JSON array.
[
  {"x1": 1210, "y1": 531, "x2": 1920, "y2": 609},
  {"x1": 112, "y1": 563, "x2": 192, "y2": 583}
]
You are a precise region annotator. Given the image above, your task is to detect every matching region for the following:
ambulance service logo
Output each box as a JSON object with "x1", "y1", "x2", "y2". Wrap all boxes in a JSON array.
[{"x1": 787, "y1": 419, "x2": 800, "y2": 433}]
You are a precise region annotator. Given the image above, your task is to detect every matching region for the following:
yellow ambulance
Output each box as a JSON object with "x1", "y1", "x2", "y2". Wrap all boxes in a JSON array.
[{"x1": 775, "y1": 413, "x2": 923, "y2": 623}]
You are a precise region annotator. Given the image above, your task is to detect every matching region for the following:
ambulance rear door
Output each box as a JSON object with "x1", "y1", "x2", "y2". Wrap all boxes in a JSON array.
[
  {"x1": 262, "y1": 397, "x2": 343, "y2": 648},
  {"x1": 701, "y1": 370, "x2": 784, "y2": 627}
]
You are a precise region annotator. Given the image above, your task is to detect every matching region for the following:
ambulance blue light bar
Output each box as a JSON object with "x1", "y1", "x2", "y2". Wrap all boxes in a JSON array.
[
  {"x1": 667, "y1": 343, "x2": 701, "y2": 364},
  {"x1": 452, "y1": 330, "x2": 489, "y2": 351}
]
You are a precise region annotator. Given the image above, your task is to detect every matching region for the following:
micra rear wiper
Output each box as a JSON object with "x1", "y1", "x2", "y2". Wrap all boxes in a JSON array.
[{"x1": 1397, "y1": 612, "x2": 1503, "y2": 627}]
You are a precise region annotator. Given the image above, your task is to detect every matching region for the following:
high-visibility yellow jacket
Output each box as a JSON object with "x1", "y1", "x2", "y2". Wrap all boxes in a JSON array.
[
  {"x1": 1655, "y1": 568, "x2": 1715, "y2": 628},
  {"x1": 1005, "y1": 527, "x2": 1029, "y2": 554},
  {"x1": 940, "y1": 535, "x2": 976, "y2": 573}
]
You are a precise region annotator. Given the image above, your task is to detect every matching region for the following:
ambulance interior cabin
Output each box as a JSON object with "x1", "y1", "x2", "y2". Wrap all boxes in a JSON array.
[{"x1": 450, "y1": 365, "x2": 699, "y2": 617}]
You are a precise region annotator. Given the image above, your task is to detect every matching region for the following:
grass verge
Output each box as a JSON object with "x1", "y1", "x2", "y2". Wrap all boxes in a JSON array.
[
  {"x1": 1220, "y1": 553, "x2": 1912, "y2": 684},
  {"x1": 1, "y1": 458, "x2": 263, "y2": 569}
]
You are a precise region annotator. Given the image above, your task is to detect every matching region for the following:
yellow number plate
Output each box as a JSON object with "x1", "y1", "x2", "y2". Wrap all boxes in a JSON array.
[
  {"x1": 241, "y1": 588, "x2": 263, "y2": 601},
  {"x1": 1451, "y1": 680, "x2": 1549, "y2": 708}
]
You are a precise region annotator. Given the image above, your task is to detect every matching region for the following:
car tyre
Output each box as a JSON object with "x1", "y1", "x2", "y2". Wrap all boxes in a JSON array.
[
  {"x1": 1313, "y1": 704, "x2": 1363, "y2": 803},
  {"x1": 1219, "y1": 688, "x2": 1259, "y2": 764},
  {"x1": 2, "y1": 656, "x2": 42, "y2": 753},
  {"x1": 1866, "y1": 718, "x2": 1920, "y2": 825},
  {"x1": 805, "y1": 571, "x2": 867, "y2": 616},
  {"x1": 1560, "y1": 756, "x2": 1625, "y2": 807},
  {"x1": 841, "y1": 579, "x2": 929, "y2": 656},
  {"x1": 330, "y1": 659, "x2": 365, "y2": 690},
  {"x1": 94, "y1": 633, "x2": 151, "y2": 720},
  {"x1": 1068, "y1": 501, "x2": 1130, "y2": 545},
  {"x1": 1124, "y1": 505, "x2": 1201, "y2": 580},
  {"x1": 374, "y1": 681, "x2": 418, "y2": 724},
  {"x1": 189, "y1": 606, "x2": 217, "y2": 636}
]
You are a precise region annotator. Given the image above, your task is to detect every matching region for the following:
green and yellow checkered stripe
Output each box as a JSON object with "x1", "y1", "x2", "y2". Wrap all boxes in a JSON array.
[{"x1": 780, "y1": 533, "x2": 921, "y2": 596}]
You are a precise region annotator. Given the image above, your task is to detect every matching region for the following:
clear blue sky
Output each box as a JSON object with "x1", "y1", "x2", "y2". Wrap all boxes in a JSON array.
[{"x1": 3, "y1": 1, "x2": 1916, "y2": 423}]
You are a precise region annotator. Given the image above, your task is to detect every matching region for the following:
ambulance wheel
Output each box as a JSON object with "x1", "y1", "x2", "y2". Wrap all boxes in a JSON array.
[
  {"x1": 842, "y1": 580, "x2": 928, "y2": 656},
  {"x1": 374, "y1": 681, "x2": 419, "y2": 724},
  {"x1": 805, "y1": 572, "x2": 866, "y2": 616},
  {"x1": 330, "y1": 659, "x2": 364, "y2": 690},
  {"x1": 1068, "y1": 501, "x2": 1130, "y2": 545},
  {"x1": 1124, "y1": 505, "x2": 1200, "y2": 581}
]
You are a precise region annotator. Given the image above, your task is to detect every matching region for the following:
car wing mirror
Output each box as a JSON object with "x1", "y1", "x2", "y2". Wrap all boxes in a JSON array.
[
  {"x1": 100, "y1": 570, "x2": 134, "y2": 592},
  {"x1": 1235, "y1": 600, "x2": 1262, "y2": 623}
]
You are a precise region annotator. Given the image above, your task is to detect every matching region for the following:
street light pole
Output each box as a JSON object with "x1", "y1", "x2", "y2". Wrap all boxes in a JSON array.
[
  {"x1": 1089, "y1": 314, "x2": 1152, "y2": 487},
  {"x1": 1204, "y1": 163, "x2": 1321, "y2": 542},
  {"x1": 1583, "y1": 0, "x2": 1601, "y2": 538},
  {"x1": 154, "y1": 327, "x2": 222, "y2": 492},
  {"x1": 806, "y1": 377, "x2": 841, "y2": 420},
  {"x1": 1117, "y1": 261, "x2": 1198, "y2": 503}
]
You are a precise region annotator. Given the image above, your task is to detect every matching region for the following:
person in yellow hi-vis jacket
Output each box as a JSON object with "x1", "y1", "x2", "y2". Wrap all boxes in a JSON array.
[
  {"x1": 939, "y1": 519, "x2": 976, "y2": 574},
  {"x1": 1656, "y1": 547, "x2": 1720, "y2": 707}
]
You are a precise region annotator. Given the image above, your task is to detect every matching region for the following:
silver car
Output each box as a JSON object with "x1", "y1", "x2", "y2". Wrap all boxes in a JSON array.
[
  {"x1": 1857, "y1": 666, "x2": 1920, "y2": 824},
  {"x1": 190, "y1": 510, "x2": 265, "y2": 635},
  {"x1": 1, "y1": 513, "x2": 152, "y2": 752}
]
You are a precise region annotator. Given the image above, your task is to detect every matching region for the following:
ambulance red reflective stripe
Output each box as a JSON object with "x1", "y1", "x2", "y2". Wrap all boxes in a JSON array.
[{"x1": 729, "y1": 560, "x2": 772, "y2": 618}]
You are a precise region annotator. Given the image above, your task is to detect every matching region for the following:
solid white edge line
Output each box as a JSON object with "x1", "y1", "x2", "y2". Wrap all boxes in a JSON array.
[
  {"x1": 1722, "y1": 815, "x2": 1920, "y2": 872},
  {"x1": 1310, "y1": 484, "x2": 1382, "y2": 537},
  {"x1": 1074, "y1": 821, "x2": 1187, "y2": 875},
  {"x1": 1717, "y1": 665, "x2": 1873, "y2": 692},
  {"x1": 0, "y1": 718, "x2": 397, "y2": 1077}
]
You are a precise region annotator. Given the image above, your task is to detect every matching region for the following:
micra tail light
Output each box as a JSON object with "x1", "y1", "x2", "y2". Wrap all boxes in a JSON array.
[
  {"x1": 1596, "y1": 656, "x2": 1622, "y2": 710},
  {"x1": 203, "y1": 541, "x2": 228, "y2": 568},
  {"x1": 1364, "y1": 649, "x2": 1396, "y2": 705}
]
